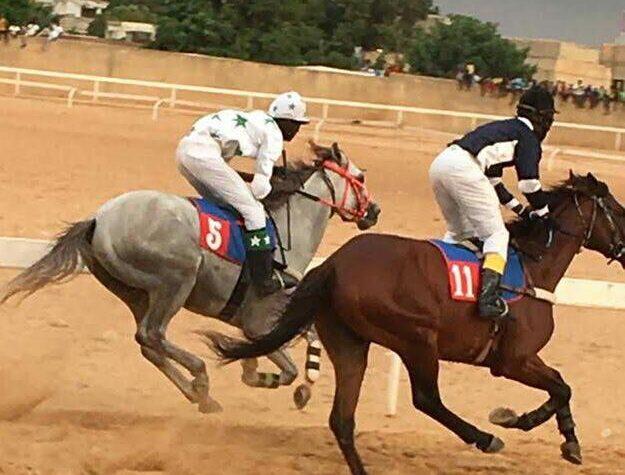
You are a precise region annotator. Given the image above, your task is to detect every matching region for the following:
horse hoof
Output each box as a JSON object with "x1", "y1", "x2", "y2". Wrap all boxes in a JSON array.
[
  {"x1": 199, "y1": 397, "x2": 223, "y2": 414},
  {"x1": 489, "y1": 407, "x2": 519, "y2": 428},
  {"x1": 293, "y1": 384, "x2": 312, "y2": 410},
  {"x1": 478, "y1": 435, "x2": 505, "y2": 454},
  {"x1": 561, "y1": 441, "x2": 582, "y2": 465}
]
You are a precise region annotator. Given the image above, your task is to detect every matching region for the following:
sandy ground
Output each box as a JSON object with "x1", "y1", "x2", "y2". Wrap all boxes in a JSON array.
[{"x1": 0, "y1": 95, "x2": 624, "y2": 474}]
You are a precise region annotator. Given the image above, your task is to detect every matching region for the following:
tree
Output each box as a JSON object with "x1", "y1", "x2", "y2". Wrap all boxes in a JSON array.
[
  {"x1": 87, "y1": 14, "x2": 107, "y2": 38},
  {"x1": 406, "y1": 15, "x2": 536, "y2": 80},
  {"x1": 117, "y1": 0, "x2": 433, "y2": 69},
  {"x1": 0, "y1": 0, "x2": 50, "y2": 26}
]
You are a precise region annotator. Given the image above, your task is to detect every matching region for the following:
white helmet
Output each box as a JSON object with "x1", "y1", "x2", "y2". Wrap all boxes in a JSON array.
[{"x1": 268, "y1": 91, "x2": 310, "y2": 123}]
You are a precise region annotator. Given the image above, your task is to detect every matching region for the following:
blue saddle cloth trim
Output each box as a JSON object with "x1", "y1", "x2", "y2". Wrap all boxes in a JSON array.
[
  {"x1": 192, "y1": 197, "x2": 277, "y2": 265},
  {"x1": 429, "y1": 239, "x2": 526, "y2": 302}
]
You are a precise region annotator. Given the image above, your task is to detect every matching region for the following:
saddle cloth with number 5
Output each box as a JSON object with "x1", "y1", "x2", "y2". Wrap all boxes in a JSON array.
[
  {"x1": 428, "y1": 240, "x2": 525, "y2": 303},
  {"x1": 190, "y1": 197, "x2": 277, "y2": 265}
]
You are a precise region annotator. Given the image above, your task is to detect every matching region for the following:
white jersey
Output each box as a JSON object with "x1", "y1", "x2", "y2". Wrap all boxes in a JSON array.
[
  {"x1": 24, "y1": 24, "x2": 40, "y2": 36},
  {"x1": 190, "y1": 109, "x2": 284, "y2": 179},
  {"x1": 48, "y1": 24, "x2": 63, "y2": 40}
]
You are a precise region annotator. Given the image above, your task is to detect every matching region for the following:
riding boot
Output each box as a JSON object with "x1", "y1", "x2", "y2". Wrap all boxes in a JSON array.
[
  {"x1": 245, "y1": 229, "x2": 297, "y2": 297},
  {"x1": 478, "y1": 268, "x2": 509, "y2": 320}
]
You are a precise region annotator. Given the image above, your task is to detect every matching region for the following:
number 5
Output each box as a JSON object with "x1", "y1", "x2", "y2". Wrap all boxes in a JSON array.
[{"x1": 206, "y1": 218, "x2": 223, "y2": 251}]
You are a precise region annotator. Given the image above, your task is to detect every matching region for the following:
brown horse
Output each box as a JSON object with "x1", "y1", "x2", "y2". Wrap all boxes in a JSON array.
[{"x1": 206, "y1": 172, "x2": 625, "y2": 474}]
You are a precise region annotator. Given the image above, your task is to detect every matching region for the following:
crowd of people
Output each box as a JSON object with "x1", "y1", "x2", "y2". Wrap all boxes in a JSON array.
[
  {"x1": 457, "y1": 63, "x2": 624, "y2": 115},
  {"x1": 0, "y1": 15, "x2": 64, "y2": 51}
]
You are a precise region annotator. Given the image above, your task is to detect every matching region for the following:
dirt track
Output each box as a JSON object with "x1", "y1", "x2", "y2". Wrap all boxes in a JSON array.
[{"x1": 0, "y1": 96, "x2": 624, "y2": 474}]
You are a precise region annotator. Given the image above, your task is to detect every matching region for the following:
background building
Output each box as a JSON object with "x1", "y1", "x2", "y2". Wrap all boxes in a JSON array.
[
  {"x1": 36, "y1": 0, "x2": 109, "y2": 34},
  {"x1": 511, "y1": 38, "x2": 612, "y2": 87}
]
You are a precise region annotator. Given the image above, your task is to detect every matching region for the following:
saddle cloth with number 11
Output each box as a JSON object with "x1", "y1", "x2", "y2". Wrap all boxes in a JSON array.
[{"x1": 428, "y1": 240, "x2": 526, "y2": 303}]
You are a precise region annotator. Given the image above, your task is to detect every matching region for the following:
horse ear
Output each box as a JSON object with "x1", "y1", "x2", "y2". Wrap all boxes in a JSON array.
[
  {"x1": 308, "y1": 139, "x2": 330, "y2": 161},
  {"x1": 331, "y1": 142, "x2": 341, "y2": 162},
  {"x1": 586, "y1": 172, "x2": 599, "y2": 189},
  {"x1": 568, "y1": 169, "x2": 575, "y2": 181}
]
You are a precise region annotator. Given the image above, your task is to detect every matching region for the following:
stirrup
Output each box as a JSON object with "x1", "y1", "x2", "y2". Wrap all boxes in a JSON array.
[{"x1": 478, "y1": 299, "x2": 509, "y2": 321}]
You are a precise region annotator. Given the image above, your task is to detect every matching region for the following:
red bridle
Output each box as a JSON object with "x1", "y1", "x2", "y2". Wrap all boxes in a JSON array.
[{"x1": 297, "y1": 160, "x2": 372, "y2": 221}]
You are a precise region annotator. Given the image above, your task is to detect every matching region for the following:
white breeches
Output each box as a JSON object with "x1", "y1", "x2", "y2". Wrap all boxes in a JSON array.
[
  {"x1": 429, "y1": 145, "x2": 509, "y2": 260},
  {"x1": 176, "y1": 134, "x2": 266, "y2": 230}
]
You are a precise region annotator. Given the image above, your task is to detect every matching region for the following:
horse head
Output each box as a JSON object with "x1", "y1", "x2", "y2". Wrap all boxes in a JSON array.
[
  {"x1": 565, "y1": 171, "x2": 625, "y2": 269},
  {"x1": 308, "y1": 140, "x2": 380, "y2": 230}
]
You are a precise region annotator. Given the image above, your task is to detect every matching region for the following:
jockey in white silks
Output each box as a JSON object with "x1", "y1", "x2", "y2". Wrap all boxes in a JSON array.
[{"x1": 176, "y1": 91, "x2": 309, "y2": 296}]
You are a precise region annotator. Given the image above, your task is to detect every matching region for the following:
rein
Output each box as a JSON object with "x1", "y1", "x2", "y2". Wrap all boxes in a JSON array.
[
  {"x1": 509, "y1": 190, "x2": 624, "y2": 305},
  {"x1": 295, "y1": 160, "x2": 371, "y2": 220},
  {"x1": 573, "y1": 193, "x2": 625, "y2": 262}
]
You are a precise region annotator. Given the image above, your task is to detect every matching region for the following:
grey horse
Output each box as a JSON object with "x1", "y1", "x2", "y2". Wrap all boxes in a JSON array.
[{"x1": 0, "y1": 142, "x2": 379, "y2": 412}]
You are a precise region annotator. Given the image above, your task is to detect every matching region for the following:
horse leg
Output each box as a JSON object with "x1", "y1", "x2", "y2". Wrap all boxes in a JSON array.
[
  {"x1": 136, "y1": 280, "x2": 222, "y2": 414},
  {"x1": 239, "y1": 350, "x2": 297, "y2": 389},
  {"x1": 294, "y1": 327, "x2": 322, "y2": 410},
  {"x1": 87, "y1": 258, "x2": 202, "y2": 405},
  {"x1": 489, "y1": 354, "x2": 580, "y2": 463},
  {"x1": 400, "y1": 346, "x2": 504, "y2": 454},
  {"x1": 316, "y1": 315, "x2": 369, "y2": 475}
]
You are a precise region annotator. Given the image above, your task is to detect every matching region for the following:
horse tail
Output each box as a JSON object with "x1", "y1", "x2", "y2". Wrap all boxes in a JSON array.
[
  {"x1": 0, "y1": 219, "x2": 96, "y2": 304},
  {"x1": 204, "y1": 261, "x2": 335, "y2": 363}
]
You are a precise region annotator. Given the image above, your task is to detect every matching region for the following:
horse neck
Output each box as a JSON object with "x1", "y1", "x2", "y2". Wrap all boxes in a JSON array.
[
  {"x1": 271, "y1": 171, "x2": 333, "y2": 274},
  {"x1": 523, "y1": 204, "x2": 585, "y2": 292}
]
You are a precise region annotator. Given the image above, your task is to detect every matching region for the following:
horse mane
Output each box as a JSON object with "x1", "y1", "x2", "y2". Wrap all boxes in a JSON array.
[
  {"x1": 506, "y1": 173, "x2": 610, "y2": 247},
  {"x1": 263, "y1": 164, "x2": 322, "y2": 210},
  {"x1": 237, "y1": 141, "x2": 343, "y2": 211},
  {"x1": 235, "y1": 163, "x2": 325, "y2": 211}
]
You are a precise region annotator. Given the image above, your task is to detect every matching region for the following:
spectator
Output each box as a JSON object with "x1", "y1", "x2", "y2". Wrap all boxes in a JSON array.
[
  {"x1": 0, "y1": 15, "x2": 8, "y2": 45},
  {"x1": 8, "y1": 25, "x2": 21, "y2": 38},
  {"x1": 20, "y1": 21, "x2": 41, "y2": 48},
  {"x1": 600, "y1": 86, "x2": 611, "y2": 114},
  {"x1": 42, "y1": 20, "x2": 63, "y2": 51}
]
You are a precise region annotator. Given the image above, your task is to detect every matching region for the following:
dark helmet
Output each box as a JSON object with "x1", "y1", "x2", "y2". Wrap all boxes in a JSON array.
[{"x1": 517, "y1": 86, "x2": 558, "y2": 115}]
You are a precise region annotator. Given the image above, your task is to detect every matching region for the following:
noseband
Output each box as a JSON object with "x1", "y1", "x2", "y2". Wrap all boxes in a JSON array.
[
  {"x1": 296, "y1": 160, "x2": 371, "y2": 221},
  {"x1": 574, "y1": 193, "x2": 625, "y2": 262}
]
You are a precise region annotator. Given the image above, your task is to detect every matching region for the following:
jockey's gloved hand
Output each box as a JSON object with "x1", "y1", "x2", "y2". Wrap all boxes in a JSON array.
[
  {"x1": 529, "y1": 212, "x2": 557, "y2": 246},
  {"x1": 517, "y1": 206, "x2": 531, "y2": 220}
]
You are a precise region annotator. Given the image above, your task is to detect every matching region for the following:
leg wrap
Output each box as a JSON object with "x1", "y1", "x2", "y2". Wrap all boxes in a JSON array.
[
  {"x1": 556, "y1": 405, "x2": 577, "y2": 441},
  {"x1": 305, "y1": 340, "x2": 322, "y2": 383},
  {"x1": 257, "y1": 372, "x2": 281, "y2": 388},
  {"x1": 516, "y1": 399, "x2": 558, "y2": 431}
]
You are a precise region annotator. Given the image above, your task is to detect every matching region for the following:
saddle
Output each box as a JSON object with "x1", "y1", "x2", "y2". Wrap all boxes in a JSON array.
[
  {"x1": 189, "y1": 197, "x2": 279, "y2": 265},
  {"x1": 189, "y1": 197, "x2": 296, "y2": 318},
  {"x1": 428, "y1": 239, "x2": 526, "y2": 304}
]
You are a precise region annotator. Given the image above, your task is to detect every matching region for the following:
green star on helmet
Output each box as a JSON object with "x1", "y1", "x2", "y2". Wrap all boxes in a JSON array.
[
  {"x1": 265, "y1": 116, "x2": 276, "y2": 125},
  {"x1": 234, "y1": 114, "x2": 248, "y2": 127}
]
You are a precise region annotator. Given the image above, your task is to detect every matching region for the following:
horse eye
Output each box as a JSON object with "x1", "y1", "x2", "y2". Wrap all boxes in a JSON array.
[{"x1": 356, "y1": 174, "x2": 365, "y2": 183}]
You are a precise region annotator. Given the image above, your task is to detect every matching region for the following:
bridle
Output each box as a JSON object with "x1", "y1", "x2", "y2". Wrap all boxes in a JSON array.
[
  {"x1": 295, "y1": 159, "x2": 372, "y2": 221},
  {"x1": 573, "y1": 193, "x2": 625, "y2": 263}
]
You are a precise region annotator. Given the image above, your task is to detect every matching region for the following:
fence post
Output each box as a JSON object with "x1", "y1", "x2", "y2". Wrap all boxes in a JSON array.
[
  {"x1": 322, "y1": 103, "x2": 329, "y2": 120},
  {"x1": 169, "y1": 88, "x2": 177, "y2": 108},
  {"x1": 386, "y1": 352, "x2": 401, "y2": 417},
  {"x1": 616, "y1": 132, "x2": 622, "y2": 151},
  {"x1": 246, "y1": 95, "x2": 254, "y2": 110},
  {"x1": 92, "y1": 80, "x2": 100, "y2": 102},
  {"x1": 14, "y1": 72, "x2": 21, "y2": 96},
  {"x1": 396, "y1": 110, "x2": 404, "y2": 128},
  {"x1": 470, "y1": 116, "x2": 478, "y2": 129}
]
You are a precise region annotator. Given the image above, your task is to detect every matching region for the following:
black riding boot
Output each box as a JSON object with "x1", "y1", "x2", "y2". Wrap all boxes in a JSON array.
[
  {"x1": 247, "y1": 248, "x2": 280, "y2": 296},
  {"x1": 478, "y1": 268, "x2": 508, "y2": 320}
]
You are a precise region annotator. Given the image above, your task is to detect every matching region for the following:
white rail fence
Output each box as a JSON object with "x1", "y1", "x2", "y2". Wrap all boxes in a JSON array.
[{"x1": 1, "y1": 65, "x2": 625, "y2": 149}]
